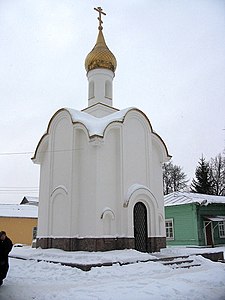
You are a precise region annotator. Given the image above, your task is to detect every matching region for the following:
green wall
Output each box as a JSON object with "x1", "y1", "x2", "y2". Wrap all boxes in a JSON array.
[
  {"x1": 165, "y1": 203, "x2": 199, "y2": 246},
  {"x1": 165, "y1": 203, "x2": 225, "y2": 246},
  {"x1": 197, "y1": 204, "x2": 225, "y2": 246}
]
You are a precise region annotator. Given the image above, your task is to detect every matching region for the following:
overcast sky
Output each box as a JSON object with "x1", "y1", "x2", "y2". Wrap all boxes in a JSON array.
[{"x1": 0, "y1": 0, "x2": 225, "y2": 203}]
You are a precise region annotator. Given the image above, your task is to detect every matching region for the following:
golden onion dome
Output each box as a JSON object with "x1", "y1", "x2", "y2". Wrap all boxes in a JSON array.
[{"x1": 85, "y1": 29, "x2": 117, "y2": 73}]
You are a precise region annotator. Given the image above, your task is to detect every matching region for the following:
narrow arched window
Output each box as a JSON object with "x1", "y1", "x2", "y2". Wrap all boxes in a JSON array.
[
  {"x1": 105, "y1": 80, "x2": 112, "y2": 99},
  {"x1": 89, "y1": 81, "x2": 94, "y2": 99}
]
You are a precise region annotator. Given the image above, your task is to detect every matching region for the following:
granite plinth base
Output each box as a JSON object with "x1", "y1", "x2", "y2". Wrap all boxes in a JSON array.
[{"x1": 36, "y1": 236, "x2": 166, "y2": 253}]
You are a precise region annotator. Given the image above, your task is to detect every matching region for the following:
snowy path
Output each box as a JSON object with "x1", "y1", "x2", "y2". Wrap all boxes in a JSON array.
[{"x1": 1, "y1": 254, "x2": 225, "y2": 300}]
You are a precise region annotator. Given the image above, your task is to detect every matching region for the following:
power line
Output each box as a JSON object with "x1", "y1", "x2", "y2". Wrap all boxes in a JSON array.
[
  {"x1": 0, "y1": 152, "x2": 33, "y2": 156},
  {"x1": 0, "y1": 192, "x2": 38, "y2": 194},
  {"x1": 0, "y1": 148, "x2": 83, "y2": 156},
  {"x1": 0, "y1": 187, "x2": 38, "y2": 189},
  {"x1": 0, "y1": 187, "x2": 39, "y2": 194},
  {"x1": 0, "y1": 189, "x2": 38, "y2": 191}
]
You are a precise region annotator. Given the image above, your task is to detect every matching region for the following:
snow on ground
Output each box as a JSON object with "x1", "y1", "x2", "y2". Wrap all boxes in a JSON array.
[
  {"x1": 0, "y1": 246, "x2": 225, "y2": 300},
  {"x1": 10, "y1": 247, "x2": 157, "y2": 265},
  {"x1": 156, "y1": 245, "x2": 225, "y2": 258}
]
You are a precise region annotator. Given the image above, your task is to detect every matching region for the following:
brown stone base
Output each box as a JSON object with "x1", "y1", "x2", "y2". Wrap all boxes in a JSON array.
[
  {"x1": 147, "y1": 237, "x2": 166, "y2": 252},
  {"x1": 36, "y1": 236, "x2": 166, "y2": 253}
]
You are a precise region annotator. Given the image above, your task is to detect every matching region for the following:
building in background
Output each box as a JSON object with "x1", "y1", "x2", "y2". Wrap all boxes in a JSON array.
[
  {"x1": 20, "y1": 196, "x2": 39, "y2": 206},
  {"x1": 165, "y1": 192, "x2": 225, "y2": 247},
  {"x1": 0, "y1": 197, "x2": 38, "y2": 245}
]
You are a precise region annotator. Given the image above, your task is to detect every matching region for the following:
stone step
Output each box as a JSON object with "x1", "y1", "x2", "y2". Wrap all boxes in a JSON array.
[
  {"x1": 156, "y1": 255, "x2": 190, "y2": 262},
  {"x1": 10, "y1": 252, "x2": 204, "y2": 271},
  {"x1": 155, "y1": 255, "x2": 201, "y2": 269},
  {"x1": 173, "y1": 264, "x2": 201, "y2": 269},
  {"x1": 218, "y1": 259, "x2": 225, "y2": 263}
]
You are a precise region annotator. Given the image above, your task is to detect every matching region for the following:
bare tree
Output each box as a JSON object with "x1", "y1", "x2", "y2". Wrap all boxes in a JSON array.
[
  {"x1": 210, "y1": 153, "x2": 225, "y2": 195},
  {"x1": 163, "y1": 161, "x2": 188, "y2": 195}
]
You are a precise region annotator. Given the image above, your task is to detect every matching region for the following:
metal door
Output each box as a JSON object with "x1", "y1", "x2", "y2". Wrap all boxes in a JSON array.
[{"x1": 133, "y1": 202, "x2": 148, "y2": 252}]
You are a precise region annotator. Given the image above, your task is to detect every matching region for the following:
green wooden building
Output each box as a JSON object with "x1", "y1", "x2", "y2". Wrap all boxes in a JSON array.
[{"x1": 164, "y1": 192, "x2": 225, "y2": 247}]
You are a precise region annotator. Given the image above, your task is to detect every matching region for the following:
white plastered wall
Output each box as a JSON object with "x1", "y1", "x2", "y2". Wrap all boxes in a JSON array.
[
  {"x1": 95, "y1": 125, "x2": 122, "y2": 236},
  {"x1": 72, "y1": 127, "x2": 98, "y2": 236},
  {"x1": 87, "y1": 68, "x2": 114, "y2": 107},
  {"x1": 120, "y1": 110, "x2": 164, "y2": 238},
  {"x1": 36, "y1": 107, "x2": 168, "y2": 240},
  {"x1": 36, "y1": 137, "x2": 50, "y2": 237},
  {"x1": 49, "y1": 111, "x2": 73, "y2": 236}
]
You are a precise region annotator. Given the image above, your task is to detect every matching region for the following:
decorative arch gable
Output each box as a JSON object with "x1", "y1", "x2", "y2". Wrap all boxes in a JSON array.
[
  {"x1": 33, "y1": 134, "x2": 49, "y2": 164},
  {"x1": 152, "y1": 134, "x2": 171, "y2": 163},
  {"x1": 50, "y1": 185, "x2": 68, "y2": 197},
  {"x1": 32, "y1": 108, "x2": 90, "y2": 163},
  {"x1": 102, "y1": 108, "x2": 170, "y2": 160},
  {"x1": 123, "y1": 109, "x2": 153, "y2": 133},
  {"x1": 125, "y1": 184, "x2": 159, "y2": 237},
  {"x1": 124, "y1": 184, "x2": 158, "y2": 209},
  {"x1": 32, "y1": 107, "x2": 171, "y2": 163},
  {"x1": 48, "y1": 109, "x2": 72, "y2": 135},
  {"x1": 101, "y1": 207, "x2": 115, "y2": 220}
]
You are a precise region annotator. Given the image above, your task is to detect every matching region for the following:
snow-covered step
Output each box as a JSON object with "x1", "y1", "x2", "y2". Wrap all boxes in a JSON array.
[
  {"x1": 218, "y1": 259, "x2": 225, "y2": 263},
  {"x1": 161, "y1": 259, "x2": 194, "y2": 266},
  {"x1": 174, "y1": 263, "x2": 201, "y2": 269},
  {"x1": 157, "y1": 255, "x2": 201, "y2": 269}
]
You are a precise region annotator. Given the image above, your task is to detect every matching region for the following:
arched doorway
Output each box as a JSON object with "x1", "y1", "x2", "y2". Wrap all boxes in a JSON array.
[{"x1": 133, "y1": 202, "x2": 148, "y2": 252}]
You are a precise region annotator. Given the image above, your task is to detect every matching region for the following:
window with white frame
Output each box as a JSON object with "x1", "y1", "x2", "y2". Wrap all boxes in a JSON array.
[
  {"x1": 218, "y1": 221, "x2": 225, "y2": 238},
  {"x1": 165, "y1": 219, "x2": 174, "y2": 240}
]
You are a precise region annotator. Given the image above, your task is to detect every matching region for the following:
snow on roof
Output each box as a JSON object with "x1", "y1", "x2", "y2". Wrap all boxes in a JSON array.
[
  {"x1": 24, "y1": 196, "x2": 39, "y2": 203},
  {"x1": 33, "y1": 106, "x2": 171, "y2": 163},
  {"x1": 21, "y1": 196, "x2": 39, "y2": 206},
  {"x1": 164, "y1": 192, "x2": 225, "y2": 207},
  {"x1": 0, "y1": 204, "x2": 38, "y2": 218},
  {"x1": 66, "y1": 107, "x2": 132, "y2": 137}
]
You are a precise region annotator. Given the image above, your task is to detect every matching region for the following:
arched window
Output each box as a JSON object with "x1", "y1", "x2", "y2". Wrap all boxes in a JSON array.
[
  {"x1": 105, "y1": 80, "x2": 112, "y2": 99},
  {"x1": 89, "y1": 81, "x2": 94, "y2": 99},
  {"x1": 101, "y1": 208, "x2": 115, "y2": 236}
]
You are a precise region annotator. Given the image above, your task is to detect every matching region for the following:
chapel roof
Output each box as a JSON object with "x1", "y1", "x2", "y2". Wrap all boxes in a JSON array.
[{"x1": 32, "y1": 107, "x2": 171, "y2": 163}]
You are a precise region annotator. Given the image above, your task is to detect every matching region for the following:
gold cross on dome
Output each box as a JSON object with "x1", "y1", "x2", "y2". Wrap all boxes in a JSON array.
[{"x1": 94, "y1": 7, "x2": 106, "y2": 30}]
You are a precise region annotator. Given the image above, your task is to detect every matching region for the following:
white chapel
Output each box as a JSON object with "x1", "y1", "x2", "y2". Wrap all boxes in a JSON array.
[{"x1": 32, "y1": 7, "x2": 171, "y2": 252}]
